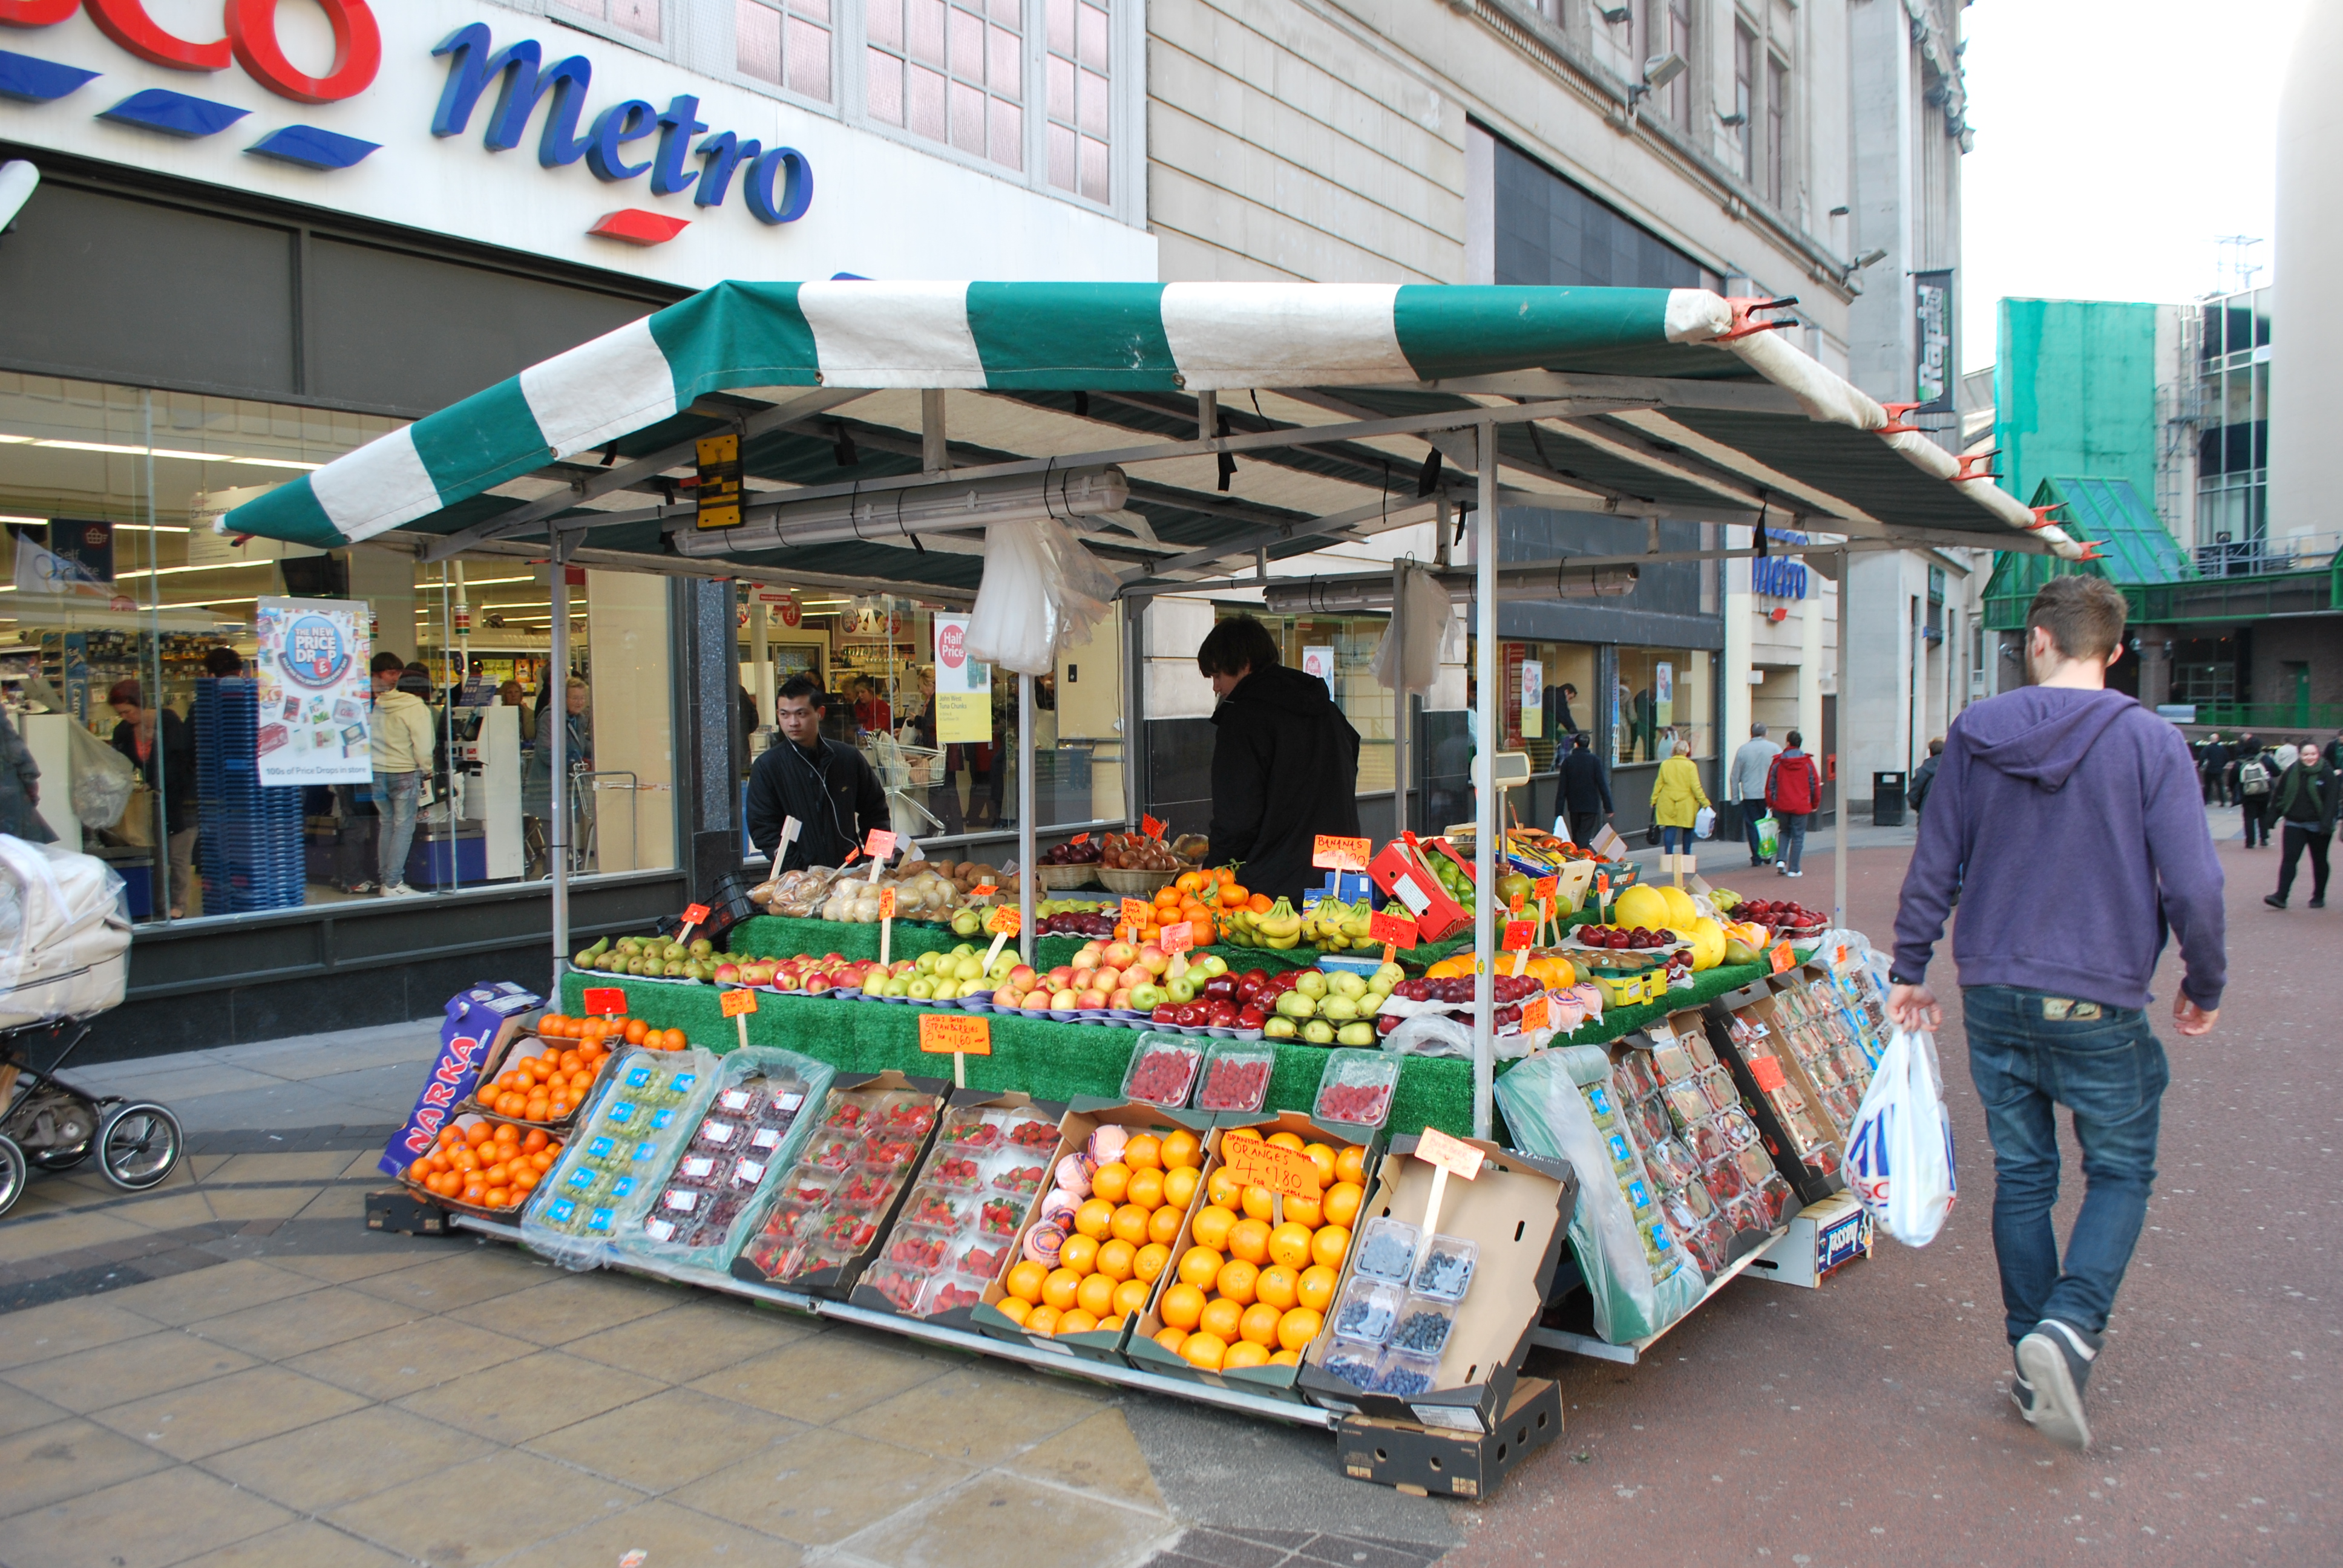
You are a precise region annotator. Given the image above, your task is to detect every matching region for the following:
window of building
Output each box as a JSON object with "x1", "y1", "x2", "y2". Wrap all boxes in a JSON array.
[
  {"x1": 1765, "y1": 54, "x2": 1788, "y2": 205},
  {"x1": 557, "y1": 0, "x2": 662, "y2": 42},
  {"x1": 868, "y1": 0, "x2": 1024, "y2": 169},
  {"x1": 738, "y1": 0, "x2": 833, "y2": 102},
  {"x1": 1487, "y1": 134, "x2": 1701, "y2": 289},
  {"x1": 1614, "y1": 647, "x2": 1714, "y2": 766},
  {"x1": 1046, "y1": 0, "x2": 1111, "y2": 203},
  {"x1": 1733, "y1": 22, "x2": 1755, "y2": 181},
  {"x1": 1666, "y1": 0, "x2": 1693, "y2": 128}
]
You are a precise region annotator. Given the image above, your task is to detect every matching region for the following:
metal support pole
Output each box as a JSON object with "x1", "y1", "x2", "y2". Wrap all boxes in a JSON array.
[
  {"x1": 1122, "y1": 601, "x2": 1141, "y2": 830},
  {"x1": 1472, "y1": 419, "x2": 1499, "y2": 1140},
  {"x1": 1018, "y1": 671, "x2": 1037, "y2": 964},
  {"x1": 750, "y1": 593, "x2": 770, "y2": 732},
  {"x1": 1390, "y1": 560, "x2": 1408, "y2": 840},
  {"x1": 921, "y1": 390, "x2": 949, "y2": 474},
  {"x1": 1833, "y1": 546, "x2": 1850, "y2": 930},
  {"x1": 549, "y1": 536, "x2": 572, "y2": 973}
]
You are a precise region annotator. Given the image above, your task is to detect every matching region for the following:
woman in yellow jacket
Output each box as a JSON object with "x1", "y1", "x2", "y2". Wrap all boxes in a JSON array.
[{"x1": 1648, "y1": 733, "x2": 1709, "y2": 855}]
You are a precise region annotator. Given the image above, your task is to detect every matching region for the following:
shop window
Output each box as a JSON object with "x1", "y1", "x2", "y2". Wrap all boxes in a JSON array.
[
  {"x1": 1045, "y1": 0, "x2": 1110, "y2": 203},
  {"x1": 868, "y1": 0, "x2": 1024, "y2": 169},
  {"x1": 1494, "y1": 641, "x2": 1599, "y2": 775},
  {"x1": 559, "y1": 0, "x2": 663, "y2": 42},
  {"x1": 1613, "y1": 647, "x2": 1714, "y2": 766},
  {"x1": 738, "y1": 0, "x2": 833, "y2": 102}
]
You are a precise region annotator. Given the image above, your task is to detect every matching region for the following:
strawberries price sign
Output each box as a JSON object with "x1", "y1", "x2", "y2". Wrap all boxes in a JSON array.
[
  {"x1": 919, "y1": 1014, "x2": 992, "y2": 1056},
  {"x1": 719, "y1": 987, "x2": 759, "y2": 1019}
]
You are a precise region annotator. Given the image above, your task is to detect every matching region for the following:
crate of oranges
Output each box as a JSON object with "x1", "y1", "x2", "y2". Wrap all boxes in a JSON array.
[
  {"x1": 972, "y1": 1100, "x2": 1216, "y2": 1365},
  {"x1": 1122, "y1": 1111, "x2": 1381, "y2": 1399},
  {"x1": 460, "y1": 1014, "x2": 681, "y2": 1132},
  {"x1": 402, "y1": 1113, "x2": 563, "y2": 1218}
]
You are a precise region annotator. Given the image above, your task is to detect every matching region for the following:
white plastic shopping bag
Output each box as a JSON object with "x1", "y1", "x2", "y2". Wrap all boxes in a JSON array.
[{"x1": 1843, "y1": 1026, "x2": 1957, "y2": 1247}]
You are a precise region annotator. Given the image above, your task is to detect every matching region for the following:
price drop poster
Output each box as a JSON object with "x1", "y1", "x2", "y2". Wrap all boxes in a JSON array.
[
  {"x1": 254, "y1": 597, "x2": 373, "y2": 786},
  {"x1": 932, "y1": 613, "x2": 992, "y2": 745}
]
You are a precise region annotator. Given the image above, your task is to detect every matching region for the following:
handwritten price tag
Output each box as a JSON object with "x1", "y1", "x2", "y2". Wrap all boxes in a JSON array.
[
  {"x1": 1770, "y1": 942, "x2": 1797, "y2": 975},
  {"x1": 1414, "y1": 1126, "x2": 1486, "y2": 1180},
  {"x1": 1533, "y1": 875, "x2": 1558, "y2": 905},
  {"x1": 1141, "y1": 814, "x2": 1167, "y2": 840},
  {"x1": 1508, "y1": 890, "x2": 1525, "y2": 916},
  {"x1": 1217, "y1": 1136, "x2": 1322, "y2": 1199},
  {"x1": 985, "y1": 906, "x2": 1022, "y2": 936},
  {"x1": 1501, "y1": 919, "x2": 1535, "y2": 952},
  {"x1": 1071, "y1": 832, "x2": 1090, "y2": 845},
  {"x1": 1121, "y1": 897, "x2": 1153, "y2": 929},
  {"x1": 680, "y1": 903, "x2": 710, "y2": 928},
  {"x1": 719, "y1": 987, "x2": 759, "y2": 1019},
  {"x1": 877, "y1": 887, "x2": 897, "y2": 921},
  {"x1": 1523, "y1": 995, "x2": 1550, "y2": 1032},
  {"x1": 919, "y1": 1013, "x2": 992, "y2": 1056},
  {"x1": 863, "y1": 829, "x2": 897, "y2": 860},
  {"x1": 972, "y1": 883, "x2": 997, "y2": 898},
  {"x1": 1368, "y1": 909, "x2": 1418, "y2": 949},
  {"x1": 1312, "y1": 834, "x2": 1371, "y2": 872},
  {"x1": 1161, "y1": 921, "x2": 1194, "y2": 956}
]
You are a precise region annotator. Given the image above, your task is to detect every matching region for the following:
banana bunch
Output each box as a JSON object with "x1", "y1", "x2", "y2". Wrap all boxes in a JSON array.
[
  {"x1": 1300, "y1": 897, "x2": 1376, "y2": 952},
  {"x1": 1225, "y1": 896, "x2": 1306, "y2": 949}
]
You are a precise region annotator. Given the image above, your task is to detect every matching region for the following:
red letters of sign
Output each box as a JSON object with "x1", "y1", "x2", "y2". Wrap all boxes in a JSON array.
[{"x1": 0, "y1": 0, "x2": 382, "y2": 103}]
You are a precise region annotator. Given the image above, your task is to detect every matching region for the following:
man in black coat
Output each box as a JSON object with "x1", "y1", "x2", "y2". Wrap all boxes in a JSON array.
[
  {"x1": 745, "y1": 673, "x2": 891, "y2": 872},
  {"x1": 1558, "y1": 732, "x2": 1613, "y2": 847},
  {"x1": 1200, "y1": 616, "x2": 1360, "y2": 901}
]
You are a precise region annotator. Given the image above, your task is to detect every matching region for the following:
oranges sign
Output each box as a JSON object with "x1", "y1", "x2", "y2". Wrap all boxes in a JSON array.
[
  {"x1": 1147, "y1": 1132, "x2": 1367, "y2": 1374},
  {"x1": 1003, "y1": 1124, "x2": 1207, "y2": 1339}
]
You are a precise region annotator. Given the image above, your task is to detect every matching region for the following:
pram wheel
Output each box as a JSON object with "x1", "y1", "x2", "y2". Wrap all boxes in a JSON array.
[
  {"x1": 97, "y1": 1102, "x2": 182, "y2": 1191},
  {"x1": 0, "y1": 1134, "x2": 23, "y2": 1217},
  {"x1": 31, "y1": 1142, "x2": 91, "y2": 1172}
]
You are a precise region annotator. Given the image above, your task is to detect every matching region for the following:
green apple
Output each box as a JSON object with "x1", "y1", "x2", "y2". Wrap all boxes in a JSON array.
[
  {"x1": 1130, "y1": 983, "x2": 1165, "y2": 1010},
  {"x1": 1302, "y1": 1019, "x2": 1336, "y2": 1045},
  {"x1": 908, "y1": 977, "x2": 936, "y2": 999},
  {"x1": 1195, "y1": 953, "x2": 1228, "y2": 978},
  {"x1": 1167, "y1": 975, "x2": 1199, "y2": 1004},
  {"x1": 1263, "y1": 1016, "x2": 1299, "y2": 1039},
  {"x1": 951, "y1": 942, "x2": 975, "y2": 959},
  {"x1": 914, "y1": 952, "x2": 941, "y2": 976},
  {"x1": 951, "y1": 909, "x2": 982, "y2": 937},
  {"x1": 954, "y1": 956, "x2": 983, "y2": 981},
  {"x1": 860, "y1": 970, "x2": 888, "y2": 993},
  {"x1": 1294, "y1": 970, "x2": 1329, "y2": 1000},
  {"x1": 885, "y1": 975, "x2": 914, "y2": 997},
  {"x1": 1320, "y1": 995, "x2": 1359, "y2": 1022},
  {"x1": 1336, "y1": 1022, "x2": 1377, "y2": 1046},
  {"x1": 1274, "y1": 991, "x2": 1317, "y2": 1019}
]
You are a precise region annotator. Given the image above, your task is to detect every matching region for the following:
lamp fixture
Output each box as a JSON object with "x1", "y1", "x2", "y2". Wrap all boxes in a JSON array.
[
  {"x1": 1628, "y1": 51, "x2": 1687, "y2": 113},
  {"x1": 667, "y1": 466, "x2": 1129, "y2": 557}
]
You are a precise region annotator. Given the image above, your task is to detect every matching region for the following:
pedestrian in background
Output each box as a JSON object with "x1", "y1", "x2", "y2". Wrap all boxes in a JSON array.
[
  {"x1": 2263, "y1": 739, "x2": 2335, "y2": 910},
  {"x1": 1728, "y1": 722, "x2": 1781, "y2": 866},
  {"x1": 1890, "y1": 575, "x2": 2223, "y2": 1454},
  {"x1": 1909, "y1": 736, "x2": 1945, "y2": 815},
  {"x1": 2200, "y1": 733, "x2": 2231, "y2": 805},
  {"x1": 369, "y1": 651, "x2": 436, "y2": 898},
  {"x1": 2237, "y1": 740, "x2": 2275, "y2": 848},
  {"x1": 1559, "y1": 731, "x2": 1613, "y2": 847},
  {"x1": 1764, "y1": 730, "x2": 1822, "y2": 876},
  {"x1": 1648, "y1": 733, "x2": 1708, "y2": 857},
  {"x1": 106, "y1": 679, "x2": 197, "y2": 918}
]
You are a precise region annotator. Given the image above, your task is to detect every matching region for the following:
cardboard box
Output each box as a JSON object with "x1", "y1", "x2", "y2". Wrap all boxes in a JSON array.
[
  {"x1": 1748, "y1": 1191, "x2": 1873, "y2": 1289},
  {"x1": 1702, "y1": 981, "x2": 1846, "y2": 1207},
  {"x1": 455, "y1": 1016, "x2": 614, "y2": 1134},
  {"x1": 366, "y1": 1187, "x2": 456, "y2": 1236},
  {"x1": 395, "y1": 1110, "x2": 548, "y2": 1224},
  {"x1": 847, "y1": 1089, "x2": 1067, "y2": 1330},
  {"x1": 1297, "y1": 1135, "x2": 1577, "y2": 1432},
  {"x1": 1119, "y1": 1109, "x2": 1386, "y2": 1402},
  {"x1": 968, "y1": 1097, "x2": 1216, "y2": 1367},
  {"x1": 1368, "y1": 839, "x2": 1470, "y2": 942},
  {"x1": 727, "y1": 1071, "x2": 950, "y2": 1299},
  {"x1": 1336, "y1": 1376, "x2": 1564, "y2": 1498}
]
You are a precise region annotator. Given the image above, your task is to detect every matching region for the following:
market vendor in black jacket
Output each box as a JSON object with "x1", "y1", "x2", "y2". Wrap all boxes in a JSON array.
[
  {"x1": 1199, "y1": 615, "x2": 1361, "y2": 901},
  {"x1": 746, "y1": 673, "x2": 891, "y2": 872}
]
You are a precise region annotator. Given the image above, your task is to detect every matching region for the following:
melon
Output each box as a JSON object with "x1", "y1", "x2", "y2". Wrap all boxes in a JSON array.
[
  {"x1": 1658, "y1": 883, "x2": 1699, "y2": 927},
  {"x1": 1611, "y1": 884, "x2": 1671, "y2": 931}
]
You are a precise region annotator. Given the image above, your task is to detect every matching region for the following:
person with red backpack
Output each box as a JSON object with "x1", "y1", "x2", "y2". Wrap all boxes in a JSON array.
[{"x1": 1764, "y1": 730, "x2": 1823, "y2": 876}]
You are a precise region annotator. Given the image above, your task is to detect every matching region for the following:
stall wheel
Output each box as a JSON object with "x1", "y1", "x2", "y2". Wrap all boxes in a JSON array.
[
  {"x1": 97, "y1": 1103, "x2": 182, "y2": 1191},
  {"x1": 0, "y1": 1134, "x2": 24, "y2": 1217}
]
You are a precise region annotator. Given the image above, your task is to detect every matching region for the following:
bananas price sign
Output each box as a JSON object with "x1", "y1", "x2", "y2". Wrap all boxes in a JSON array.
[{"x1": 1312, "y1": 835, "x2": 1371, "y2": 872}]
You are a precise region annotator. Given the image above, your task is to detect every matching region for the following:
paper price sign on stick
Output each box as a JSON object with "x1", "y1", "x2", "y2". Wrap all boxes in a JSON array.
[
  {"x1": 680, "y1": 903, "x2": 710, "y2": 929},
  {"x1": 1312, "y1": 835, "x2": 1371, "y2": 872},
  {"x1": 1368, "y1": 910, "x2": 1418, "y2": 949},
  {"x1": 1533, "y1": 875, "x2": 1558, "y2": 906},
  {"x1": 985, "y1": 906, "x2": 1021, "y2": 936},
  {"x1": 863, "y1": 829, "x2": 897, "y2": 861},
  {"x1": 581, "y1": 987, "x2": 626, "y2": 1016},
  {"x1": 1120, "y1": 897, "x2": 1153, "y2": 930},
  {"x1": 1415, "y1": 1126, "x2": 1487, "y2": 1181},
  {"x1": 1161, "y1": 921, "x2": 1194, "y2": 955},
  {"x1": 919, "y1": 1013, "x2": 992, "y2": 1057},
  {"x1": 719, "y1": 987, "x2": 759, "y2": 1019},
  {"x1": 1141, "y1": 814, "x2": 1167, "y2": 840},
  {"x1": 877, "y1": 887, "x2": 897, "y2": 921},
  {"x1": 1771, "y1": 942, "x2": 1797, "y2": 974},
  {"x1": 1522, "y1": 995, "x2": 1550, "y2": 1033},
  {"x1": 1748, "y1": 1054, "x2": 1788, "y2": 1093},
  {"x1": 1218, "y1": 1137, "x2": 1322, "y2": 1200},
  {"x1": 1501, "y1": 919, "x2": 1535, "y2": 952}
]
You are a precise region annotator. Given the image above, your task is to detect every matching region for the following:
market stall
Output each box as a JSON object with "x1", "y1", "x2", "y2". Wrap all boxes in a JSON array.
[{"x1": 232, "y1": 280, "x2": 2059, "y2": 1493}]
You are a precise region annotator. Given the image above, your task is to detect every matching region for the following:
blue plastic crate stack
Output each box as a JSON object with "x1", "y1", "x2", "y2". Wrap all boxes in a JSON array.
[{"x1": 194, "y1": 678, "x2": 306, "y2": 912}]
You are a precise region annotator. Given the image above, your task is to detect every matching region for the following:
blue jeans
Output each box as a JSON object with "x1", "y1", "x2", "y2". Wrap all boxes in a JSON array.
[
  {"x1": 375, "y1": 769, "x2": 423, "y2": 888},
  {"x1": 1660, "y1": 824, "x2": 1691, "y2": 853},
  {"x1": 1963, "y1": 985, "x2": 2168, "y2": 1344},
  {"x1": 1776, "y1": 810, "x2": 1808, "y2": 871}
]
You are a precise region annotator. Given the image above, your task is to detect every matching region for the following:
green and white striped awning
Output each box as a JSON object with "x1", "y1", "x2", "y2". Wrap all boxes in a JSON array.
[{"x1": 219, "y1": 281, "x2": 2070, "y2": 559}]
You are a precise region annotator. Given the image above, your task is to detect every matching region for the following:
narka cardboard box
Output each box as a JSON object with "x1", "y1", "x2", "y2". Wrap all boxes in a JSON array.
[
  {"x1": 847, "y1": 1088, "x2": 1068, "y2": 1330},
  {"x1": 967, "y1": 1096, "x2": 1215, "y2": 1367},
  {"x1": 1297, "y1": 1134, "x2": 1578, "y2": 1432},
  {"x1": 1337, "y1": 1376, "x2": 1564, "y2": 1497}
]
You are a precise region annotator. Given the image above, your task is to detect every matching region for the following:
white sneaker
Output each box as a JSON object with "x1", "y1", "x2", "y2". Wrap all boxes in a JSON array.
[
  {"x1": 1785, "y1": 869, "x2": 1803, "y2": 877},
  {"x1": 379, "y1": 883, "x2": 421, "y2": 898}
]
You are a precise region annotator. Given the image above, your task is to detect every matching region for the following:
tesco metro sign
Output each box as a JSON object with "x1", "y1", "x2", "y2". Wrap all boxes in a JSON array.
[{"x1": 0, "y1": 0, "x2": 813, "y2": 240}]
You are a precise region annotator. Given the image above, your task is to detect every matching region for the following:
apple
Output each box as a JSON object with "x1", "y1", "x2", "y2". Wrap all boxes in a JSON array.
[
  {"x1": 860, "y1": 970, "x2": 888, "y2": 993},
  {"x1": 1074, "y1": 942, "x2": 1104, "y2": 969},
  {"x1": 775, "y1": 972, "x2": 802, "y2": 992},
  {"x1": 1047, "y1": 965, "x2": 1076, "y2": 989},
  {"x1": 1025, "y1": 995, "x2": 1054, "y2": 1013},
  {"x1": 908, "y1": 978, "x2": 936, "y2": 999},
  {"x1": 1137, "y1": 945, "x2": 1170, "y2": 976},
  {"x1": 1008, "y1": 964, "x2": 1037, "y2": 992},
  {"x1": 1050, "y1": 987, "x2": 1080, "y2": 1009},
  {"x1": 1206, "y1": 999, "x2": 1237, "y2": 1026},
  {"x1": 1202, "y1": 975, "x2": 1236, "y2": 1001},
  {"x1": 1242, "y1": 969, "x2": 1271, "y2": 991},
  {"x1": 1195, "y1": 953, "x2": 1228, "y2": 978},
  {"x1": 914, "y1": 952, "x2": 940, "y2": 975},
  {"x1": 715, "y1": 962, "x2": 739, "y2": 983},
  {"x1": 1294, "y1": 970, "x2": 1329, "y2": 1000},
  {"x1": 1104, "y1": 940, "x2": 1138, "y2": 969},
  {"x1": 1110, "y1": 987, "x2": 1133, "y2": 1009},
  {"x1": 804, "y1": 978, "x2": 832, "y2": 996},
  {"x1": 1077, "y1": 988, "x2": 1109, "y2": 1010},
  {"x1": 1130, "y1": 983, "x2": 1165, "y2": 1010},
  {"x1": 1175, "y1": 1003, "x2": 1207, "y2": 1027},
  {"x1": 1236, "y1": 1004, "x2": 1267, "y2": 1030},
  {"x1": 1070, "y1": 967, "x2": 1098, "y2": 992},
  {"x1": 1151, "y1": 1004, "x2": 1179, "y2": 1024},
  {"x1": 1166, "y1": 975, "x2": 1198, "y2": 1005}
]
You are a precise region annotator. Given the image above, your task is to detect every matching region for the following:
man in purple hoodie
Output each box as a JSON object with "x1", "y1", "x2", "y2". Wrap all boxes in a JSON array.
[{"x1": 1889, "y1": 575, "x2": 2224, "y2": 1453}]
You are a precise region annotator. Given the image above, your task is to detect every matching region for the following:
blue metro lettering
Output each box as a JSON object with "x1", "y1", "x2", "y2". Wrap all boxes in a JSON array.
[{"x1": 429, "y1": 24, "x2": 813, "y2": 224}]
